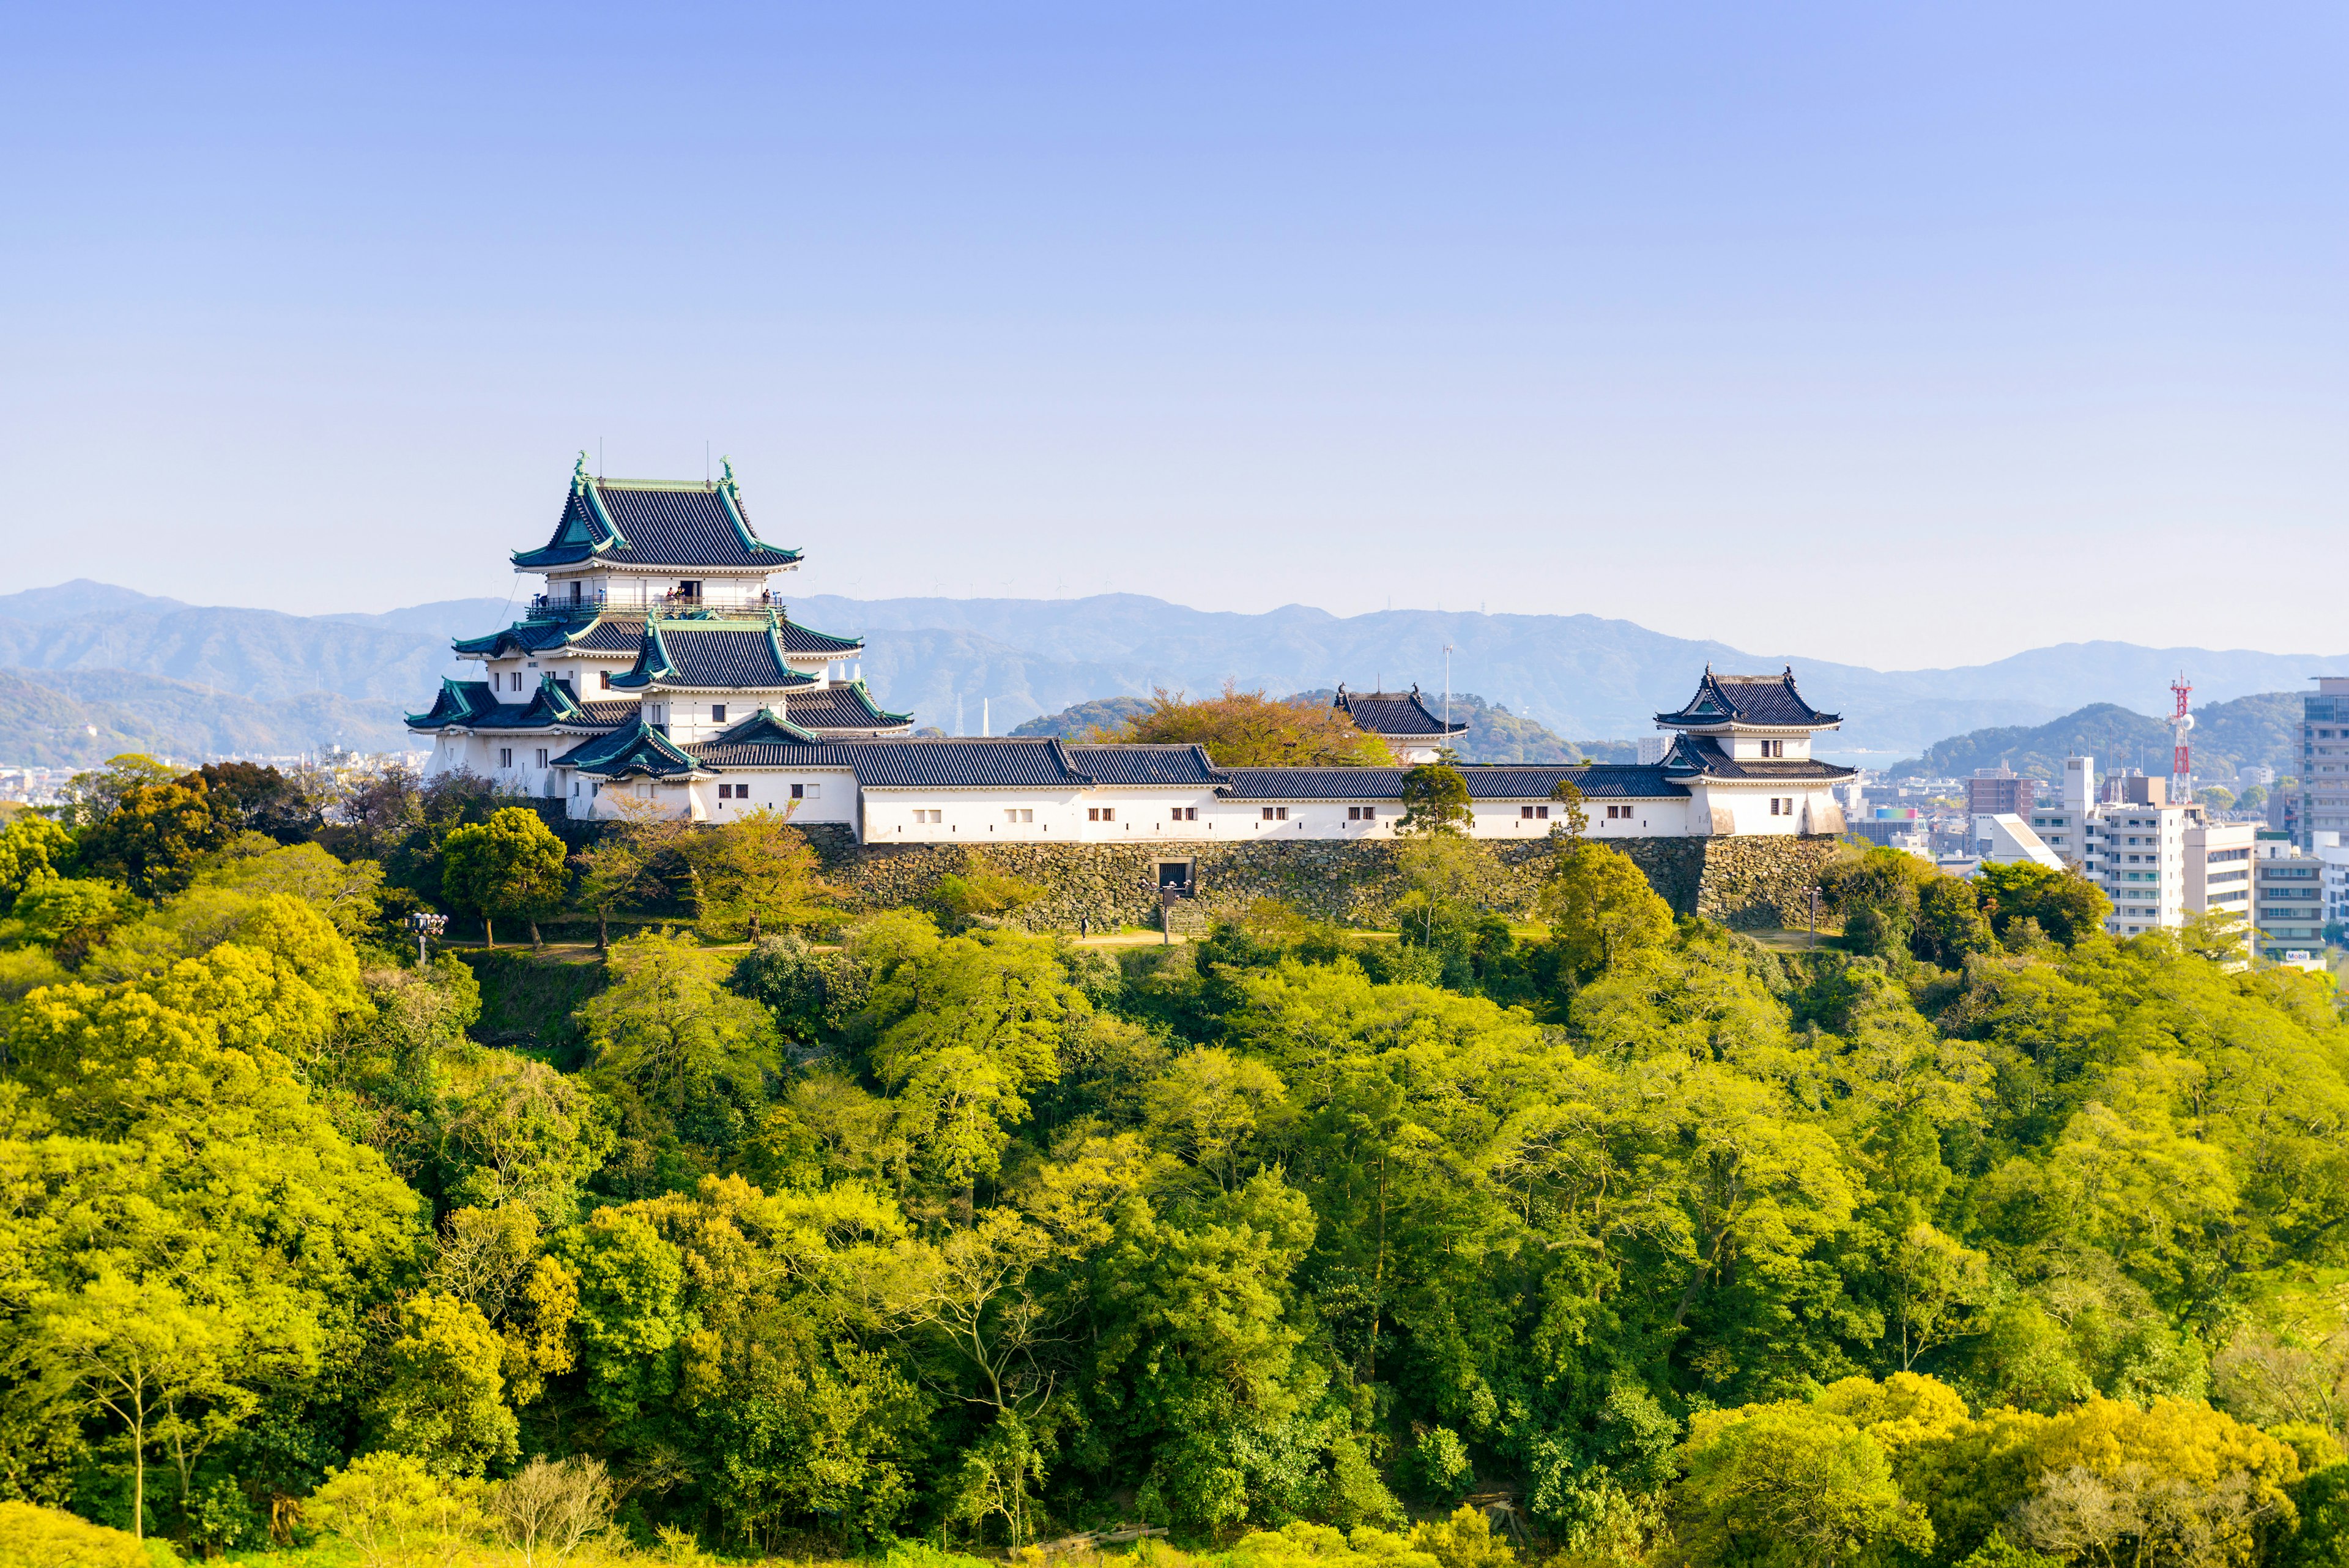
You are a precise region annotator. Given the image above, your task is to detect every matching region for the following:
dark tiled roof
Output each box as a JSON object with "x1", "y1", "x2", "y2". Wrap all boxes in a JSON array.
[
  {"x1": 451, "y1": 614, "x2": 646, "y2": 659},
  {"x1": 844, "y1": 738, "x2": 1091, "y2": 789},
  {"x1": 568, "y1": 699, "x2": 642, "y2": 727},
  {"x1": 406, "y1": 679, "x2": 499, "y2": 730},
  {"x1": 511, "y1": 458, "x2": 804, "y2": 571},
  {"x1": 710, "y1": 708, "x2": 822, "y2": 747},
  {"x1": 696, "y1": 741, "x2": 845, "y2": 769},
  {"x1": 609, "y1": 620, "x2": 818, "y2": 691},
  {"x1": 1334, "y1": 686, "x2": 1471, "y2": 738},
  {"x1": 1661, "y1": 735, "x2": 1857, "y2": 781},
  {"x1": 570, "y1": 618, "x2": 649, "y2": 652},
  {"x1": 1215, "y1": 764, "x2": 1688, "y2": 801},
  {"x1": 781, "y1": 682, "x2": 915, "y2": 733},
  {"x1": 1656, "y1": 667, "x2": 1840, "y2": 727},
  {"x1": 469, "y1": 676, "x2": 590, "y2": 731},
  {"x1": 774, "y1": 615, "x2": 864, "y2": 656},
  {"x1": 551, "y1": 715, "x2": 704, "y2": 779},
  {"x1": 1062, "y1": 744, "x2": 1226, "y2": 785}
]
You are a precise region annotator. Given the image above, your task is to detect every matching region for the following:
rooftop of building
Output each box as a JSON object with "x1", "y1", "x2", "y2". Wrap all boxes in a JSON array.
[
  {"x1": 511, "y1": 455, "x2": 805, "y2": 572},
  {"x1": 1655, "y1": 666, "x2": 1841, "y2": 729},
  {"x1": 1332, "y1": 686, "x2": 1471, "y2": 740}
]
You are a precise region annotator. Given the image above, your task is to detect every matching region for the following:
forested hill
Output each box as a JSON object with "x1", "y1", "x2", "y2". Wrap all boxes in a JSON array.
[
  {"x1": 8, "y1": 756, "x2": 2349, "y2": 1564},
  {"x1": 0, "y1": 667, "x2": 411, "y2": 767},
  {"x1": 1891, "y1": 689, "x2": 2301, "y2": 780}
]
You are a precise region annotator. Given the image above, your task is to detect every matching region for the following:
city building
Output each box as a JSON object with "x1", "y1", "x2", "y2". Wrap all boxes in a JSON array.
[
  {"x1": 2298, "y1": 677, "x2": 2349, "y2": 850},
  {"x1": 2027, "y1": 757, "x2": 2094, "y2": 864},
  {"x1": 1967, "y1": 767, "x2": 2038, "y2": 817},
  {"x1": 2254, "y1": 838, "x2": 2328, "y2": 955},
  {"x1": 411, "y1": 459, "x2": 1861, "y2": 839},
  {"x1": 2184, "y1": 819, "x2": 2258, "y2": 930},
  {"x1": 1970, "y1": 813, "x2": 2060, "y2": 869},
  {"x1": 2019, "y1": 756, "x2": 2256, "y2": 940}
]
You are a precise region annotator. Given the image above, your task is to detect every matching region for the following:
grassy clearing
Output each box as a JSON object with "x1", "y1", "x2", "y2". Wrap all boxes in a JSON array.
[{"x1": 456, "y1": 946, "x2": 610, "y2": 1052}]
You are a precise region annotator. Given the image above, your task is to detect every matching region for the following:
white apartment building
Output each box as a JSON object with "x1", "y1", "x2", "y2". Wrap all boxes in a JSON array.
[{"x1": 2027, "y1": 756, "x2": 2256, "y2": 938}]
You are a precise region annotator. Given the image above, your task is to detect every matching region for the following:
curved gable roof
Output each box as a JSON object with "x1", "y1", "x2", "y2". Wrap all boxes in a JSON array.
[
  {"x1": 511, "y1": 456, "x2": 804, "y2": 571},
  {"x1": 1655, "y1": 666, "x2": 1840, "y2": 728},
  {"x1": 1334, "y1": 686, "x2": 1470, "y2": 739}
]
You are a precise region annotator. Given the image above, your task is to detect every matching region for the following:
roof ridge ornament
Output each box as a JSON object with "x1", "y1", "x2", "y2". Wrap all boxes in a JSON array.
[{"x1": 572, "y1": 450, "x2": 592, "y2": 493}]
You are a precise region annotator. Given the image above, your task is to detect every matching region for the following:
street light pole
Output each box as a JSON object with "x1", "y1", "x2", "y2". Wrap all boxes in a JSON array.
[{"x1": 407, "y1": 910, "x2": 449, "y2": 968}]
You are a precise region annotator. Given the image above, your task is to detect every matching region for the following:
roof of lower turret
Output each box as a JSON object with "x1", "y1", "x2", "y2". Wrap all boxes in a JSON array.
[
  {"x1": 1659, "y1": 734, "x2": 1857, "y2": 781},
  {"x1": 407, "y1": 674, "x2": 596, "y2": 732},
  {"x1": 406, "y1": 678, "x2": 499, "y2": 730},
  {"x1": 1655, "y1": 667, "x2": 1840, "y2": 728},
  {"x1": 1334, "y1": 686, "x2": 1471, "y2": 738},
  {"x1": 511, "y1": 456, "x2": 803, "y2": 571},
  {"x1": 782, "y1": 681, "x2": 915, "y2": 732},
  {"x1": 549, "y1": 713, "x2": 705, "y2": 779},
  {"x1": 609, "y1": 617, "x2": 822, "y2": 691}
]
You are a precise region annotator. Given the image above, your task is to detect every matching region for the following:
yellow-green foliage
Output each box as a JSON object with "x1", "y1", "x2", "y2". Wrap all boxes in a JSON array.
[{"x1": 0, "y1": 1500, "x2": 177, "y2": 1567}]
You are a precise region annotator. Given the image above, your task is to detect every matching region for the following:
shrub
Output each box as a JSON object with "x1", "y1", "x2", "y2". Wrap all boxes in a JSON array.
[{"x1": 0, "y1": 1499, "x2": 176, "y2": 1567}]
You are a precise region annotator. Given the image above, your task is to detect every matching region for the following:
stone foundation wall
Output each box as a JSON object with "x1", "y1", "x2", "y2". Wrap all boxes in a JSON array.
[{"x1": 800, "y1": 826, "x2": 1836, "y2": 934}]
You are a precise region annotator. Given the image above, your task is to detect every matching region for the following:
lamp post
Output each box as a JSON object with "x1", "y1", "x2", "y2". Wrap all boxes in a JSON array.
[
  {"x1": 1805, "y1": 885, "x2": 1821, "y2": 949},
  {"x1": 407, "y1": 910, "x2": 449, "y2": 968}
]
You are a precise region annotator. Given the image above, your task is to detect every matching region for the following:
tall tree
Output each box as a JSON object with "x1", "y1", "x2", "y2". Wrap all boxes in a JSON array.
[
  {"x1": 686, "y1": 808, "x2": 833, "y2": 941},
  {"x1": 1396, "y1": 764, "x2": 1471, "y2": 837},
  {"x1": 441, "y1": 806, "x2": 569, "y2": 948}
]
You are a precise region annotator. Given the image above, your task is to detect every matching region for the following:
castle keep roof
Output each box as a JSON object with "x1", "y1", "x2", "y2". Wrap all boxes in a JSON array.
[
  {"x1": 511, "y1": 456, "x2": 803, "y2": 572},
  {"x1": 1655, "y1": 667, "x2": 1840, "y2": 729}
]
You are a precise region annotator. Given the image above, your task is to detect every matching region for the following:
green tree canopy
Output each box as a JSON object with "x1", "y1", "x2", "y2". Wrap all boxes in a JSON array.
[{"x1": 440, "y1": 806, "x2": 568, "y2": 948}]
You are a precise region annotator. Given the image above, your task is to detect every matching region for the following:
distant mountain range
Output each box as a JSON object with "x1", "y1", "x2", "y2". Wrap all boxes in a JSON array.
[
  {"x1": 0, "y1": 578, "x2": 2340, "y2": 770},
  {"x1": 1890, "y1": 691, "x2": 2302, "y2": 784}
]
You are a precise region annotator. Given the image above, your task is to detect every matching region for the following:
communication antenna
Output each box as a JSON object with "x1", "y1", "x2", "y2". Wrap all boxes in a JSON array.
[
  {"x1": 2170, "y1": 674, "x2": 2194, "y2": 803},
  {"x1": 1443, "y1": 644, "x2": 1453, "y2": 737}
]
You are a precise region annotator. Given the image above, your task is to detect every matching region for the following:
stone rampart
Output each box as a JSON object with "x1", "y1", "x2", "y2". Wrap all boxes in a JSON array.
[{"x1": 799, "y1": 827, "x2": 1834, "y2": 933}]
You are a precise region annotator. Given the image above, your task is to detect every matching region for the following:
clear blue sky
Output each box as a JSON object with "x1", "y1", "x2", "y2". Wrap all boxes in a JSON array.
[{"x1": 2, "y1": 2, "x2": 2342, "y2": 668}]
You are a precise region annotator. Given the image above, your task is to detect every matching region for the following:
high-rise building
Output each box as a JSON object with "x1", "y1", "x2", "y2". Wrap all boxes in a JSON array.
[
  {"x1": 2297, "y1": 677, "x2": 2349, "y2": 850},
  {"x1": 2028, "y1": 756, "x2": 2254, "y2": 940},
  {"x1": 1967, "y1": 767, "x2": 2037, "y2": 817},
  {"x1": 2254, "y1": 838, "x2": 2328, "y2": 955}
]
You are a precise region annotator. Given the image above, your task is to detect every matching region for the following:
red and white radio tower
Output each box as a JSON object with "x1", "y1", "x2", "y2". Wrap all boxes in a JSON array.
[{"x1": 2170, "y1": 673, "x2": 2194, "y2": 803}]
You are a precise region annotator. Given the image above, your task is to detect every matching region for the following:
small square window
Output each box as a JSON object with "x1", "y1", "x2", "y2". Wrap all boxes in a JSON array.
[
  {"x1": 499, "y1": 748, "x2": 513, "y2": 768},
  {"x1": 599, "y1": 671, "x2": 612, "y2": 689},
  {"x1": 1536, "y1": 805, "x2": 1549, "y2": 819},
  {"x1": 711, "y1": 704, "x2": 727, "y2": 723},
  {"x1": 535, "y1": 748, "x2": 548, "y2": 768},
  {"x1": 1521, "y1": 806, "x2": 1535, "y2": 819},
  {"x1": 1275, "y1": 807, "x2": 1289, "y2": 820}
]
